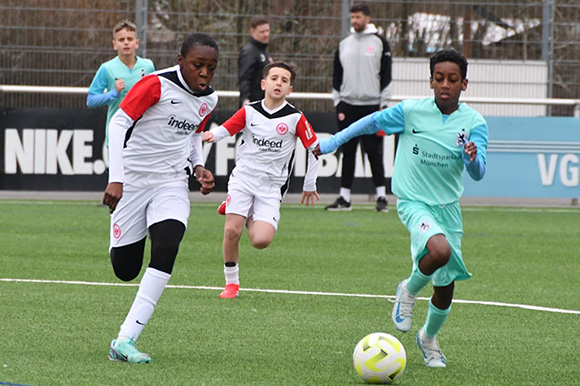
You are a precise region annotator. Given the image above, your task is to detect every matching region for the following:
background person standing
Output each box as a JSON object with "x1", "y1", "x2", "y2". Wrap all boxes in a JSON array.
[
  {"x1": 87, "y1": 19, "x2": 155, "y2": 148},
  {"x1": 326, "y1": 3, "x2": 392, "y2": 212},
  {"x1": 238, "y1": 17, "x2": 273, "y2": 107}
]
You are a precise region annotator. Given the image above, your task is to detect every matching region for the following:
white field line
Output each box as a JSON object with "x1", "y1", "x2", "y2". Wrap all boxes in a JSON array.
[{"x1": 1, "y1": 277, "x2": 578, "y2": 315}]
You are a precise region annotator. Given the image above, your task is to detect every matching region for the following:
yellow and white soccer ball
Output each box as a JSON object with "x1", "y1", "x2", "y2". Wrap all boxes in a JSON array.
[{"x1": 353, "y1": 332, "x2": 406, "y2": 384}]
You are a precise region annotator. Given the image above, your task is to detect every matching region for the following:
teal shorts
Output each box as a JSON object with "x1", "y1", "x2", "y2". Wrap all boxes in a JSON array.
[{"x1": 396, "y1": 199, "x2": 471, "y2": 287}]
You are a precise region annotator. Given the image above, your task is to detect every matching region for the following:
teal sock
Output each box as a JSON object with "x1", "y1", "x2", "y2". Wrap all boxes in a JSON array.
[
  {"x1": 405, "y1": 268, "x2": 432, "y2": 295},
  {"x1": 423, "y1": 298, "x2": 451, "y2": 338}
]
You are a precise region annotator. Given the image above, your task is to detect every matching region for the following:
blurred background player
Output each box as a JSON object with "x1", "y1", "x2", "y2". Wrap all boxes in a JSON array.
[
  {"x1": 315, "y1": 49, "x2": 488, "y2": 368},
  {"x1": 327, "y1": 3, "x2": 392, "y2": 212},
  {"x1": 87, "y1": 19, "x2": 155, "y2": 147},
  {"x1": 102, "y1": 33, "x2": 219, "y2": 363},
  {"x1": 203, "y1": 61, "x2": 320, "y2": 299},
  {"x1": 238, "y1": 16, "x2": 273, "y2": 107}
]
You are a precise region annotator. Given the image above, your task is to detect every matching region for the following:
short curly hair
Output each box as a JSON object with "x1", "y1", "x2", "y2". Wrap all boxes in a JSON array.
[
  {"x1": 429, "y1": 49, "x2": 468, "y2": 80},
  {"x1": 180, "y1": 33, "x2": 219, "y2": 58}
]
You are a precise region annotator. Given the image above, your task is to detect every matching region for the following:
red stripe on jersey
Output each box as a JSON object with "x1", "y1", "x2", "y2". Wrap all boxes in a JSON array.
[
  {"x1": 296, "y1": 114, "x2": 317, "y2": 148},
  {"x1": 197, "y1": 108, "x2": 215, "y2": 133},
  {"x1": 221, "y1": 107, "x2": 247, "y2": 135},
  {"x1": 119, "y1": 75, "x2": 161, "y2": 121}
]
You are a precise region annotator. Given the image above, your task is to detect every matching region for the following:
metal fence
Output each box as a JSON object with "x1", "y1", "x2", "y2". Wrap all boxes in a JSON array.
[{"x1": 1, "y1": 0, "x2": 580, "y2": 115}]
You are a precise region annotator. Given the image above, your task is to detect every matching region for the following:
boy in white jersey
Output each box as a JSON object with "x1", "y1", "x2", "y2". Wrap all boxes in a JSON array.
[
  {"x1": 102, "y1": 33, "x2": 219, "y2": 363},
  {"x1": 314, "y1": 50, "x2": 488, "y2": 368},
  {"x1": 202, "y1": 61, "x2": 320, "y2": 299}
]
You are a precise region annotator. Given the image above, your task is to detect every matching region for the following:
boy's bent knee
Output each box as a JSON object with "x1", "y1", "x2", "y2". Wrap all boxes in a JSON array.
[
  {"x1": 247, "y1": 221, "x2": 275, "y2": 249},
  {"x1": 110, "y1": 238, "x2": 146, "y2": 281},
  {"x1": 149, "y1": 220, "x2": 186, "y2": 275},
  {"x1": 431, "y1": 246, "x2": 451, "y2": 266},
  {"x1": 426, "y1": 235, "x2": 452, "y2": 267},
  {"x1": 248, "y1": 227, "x2": 275, "y2": 249},
  {"x1": 250, "y1": 236, "x2": 272, "y2": 249},
  {"x1": 112, "y1": 265, "x2": 140, "y2": 282}
]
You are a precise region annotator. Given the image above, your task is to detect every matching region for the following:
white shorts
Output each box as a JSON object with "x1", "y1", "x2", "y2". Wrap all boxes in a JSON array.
[
  {"x1": 225, "y1": 173, "x2": 281, "y2": 230},
  {"x1": 109, "y1": 181, "x2": 190, "y2": 250}
]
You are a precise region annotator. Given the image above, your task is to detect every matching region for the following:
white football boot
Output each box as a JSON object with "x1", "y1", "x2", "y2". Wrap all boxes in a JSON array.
[
  {"x1": 416, "y1": 328, "x2": 446, "y2": 368},
  {"x1": 391, "y1": 280, "x2": 417, "y2": 332}
]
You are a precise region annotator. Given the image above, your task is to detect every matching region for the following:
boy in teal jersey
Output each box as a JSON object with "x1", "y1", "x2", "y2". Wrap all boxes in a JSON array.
[
  {"x1": 87, "y1": 20, "x2": 155, "y2": 147},
  {"x1": 314, "y1": 50, "x2": 488, "y2": 368}
]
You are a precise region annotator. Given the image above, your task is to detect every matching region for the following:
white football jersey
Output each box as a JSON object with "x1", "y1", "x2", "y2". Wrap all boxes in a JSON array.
[
  {"x1": 215, "y1": 100, "x2": 319, "y2": 189},
  {"x1": 108, "y1": 65, "x2": 217, "y2": 187}
]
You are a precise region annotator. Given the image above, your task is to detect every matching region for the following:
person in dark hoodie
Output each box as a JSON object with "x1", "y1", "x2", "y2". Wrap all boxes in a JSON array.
[{"x1": 238, "y1": 17, "x2": 273, "y2": 107}]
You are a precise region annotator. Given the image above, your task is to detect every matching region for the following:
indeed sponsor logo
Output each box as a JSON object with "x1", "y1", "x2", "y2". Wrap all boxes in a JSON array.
[
  {"x1": 168, "y1": 115, "x2": 199, "y2": 134},
  {"x1": 252, "y1": 134, "x2": 283, "y2": 149}
]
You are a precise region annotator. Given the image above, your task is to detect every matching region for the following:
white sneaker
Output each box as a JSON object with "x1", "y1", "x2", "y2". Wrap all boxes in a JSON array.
[
  {"x1": 391, "y1": 280, "x2": 417, "y2": 332},
  {"x1": 416, "y1": 328, "x2": 446, "y2": 368}
]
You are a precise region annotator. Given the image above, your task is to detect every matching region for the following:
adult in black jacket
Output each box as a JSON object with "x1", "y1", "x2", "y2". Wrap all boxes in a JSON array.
[{"x1": 238, "y1": 17, "x2": 273, "y2": 107}]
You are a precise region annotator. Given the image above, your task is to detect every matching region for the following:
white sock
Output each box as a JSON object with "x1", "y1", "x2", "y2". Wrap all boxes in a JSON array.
[
  {"x1": 376, "y1": 186, "x2": 386, "y2": 198},
  {"x1": 224, "y1": 264, "x2": 239, "y2": 285},
  {"x1": 118, "y1": 267, "x2": 171, "y2": 342},
  {"x1": 340, "y1": 188, "x2": 351, "y2": 203}
]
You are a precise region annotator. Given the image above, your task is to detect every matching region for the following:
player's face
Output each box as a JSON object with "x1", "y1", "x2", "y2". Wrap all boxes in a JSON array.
[
  {"x1": 350, "y1": 12, "x2": 370, "y2": 33},
  {"x1": 112, "y1": 29, "x2": 139, "y2": 58},
  {"x1": 430, "y1": 61, "x2": 468, "y2": 115},
  {"x1": 178, "y1": 44, "x2": 218, "y2": 93},
  {"x1": 261, "y1": 67, "x2": 293, "y2": 102},
  {"x1": 250, "y1": 23, "x2": 270, "y2": 44}
]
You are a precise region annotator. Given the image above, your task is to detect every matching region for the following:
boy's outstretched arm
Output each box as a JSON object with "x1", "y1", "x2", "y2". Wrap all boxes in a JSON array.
[
  {"x1": 313, "y1": 103, "x2": 406, "y2": 156},
  {"x1": 203, "y1": 108, "x2": 247, "y2": 143},
  {"x1": 314, "y1": 112, "x2": 381, "y2": 155}
]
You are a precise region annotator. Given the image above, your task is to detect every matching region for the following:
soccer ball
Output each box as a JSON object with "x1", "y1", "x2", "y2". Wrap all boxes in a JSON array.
[{"x1": 353, "y1": 332, "x2": 406, "y2": 384}]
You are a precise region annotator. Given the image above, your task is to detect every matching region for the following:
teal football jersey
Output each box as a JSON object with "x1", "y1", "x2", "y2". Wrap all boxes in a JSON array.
[
  {"x1": 376, "y1": 98, "x2": 487, "y2": 205},
  {"x1": 88, "y1": 56, "x2": 155, "y2": 145}
]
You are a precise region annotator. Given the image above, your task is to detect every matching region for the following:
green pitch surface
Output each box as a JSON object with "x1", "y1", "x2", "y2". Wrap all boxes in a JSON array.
[{"x1": 1, "y1": 200, "x2": 579, "y2": 386}]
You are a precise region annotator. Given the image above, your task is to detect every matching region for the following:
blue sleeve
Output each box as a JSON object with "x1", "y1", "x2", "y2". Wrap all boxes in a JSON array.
[
  {"x1": 374, "y1": 102, "x2": 406, "y2": 135},
  {"x1": 463, "y1": 123, "x2": 488, "y2": 181},
  {"x1": 319, "y1": 102, "x2": 405, "y2": 154},
  {"x1": 86, "y1": 65, "x2": 119, "y2": 108}
]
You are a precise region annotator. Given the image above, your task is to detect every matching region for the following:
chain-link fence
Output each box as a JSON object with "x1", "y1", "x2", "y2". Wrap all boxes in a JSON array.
[{"x1": 1, "y1": 0, "x2": 580, "y2": 115}]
